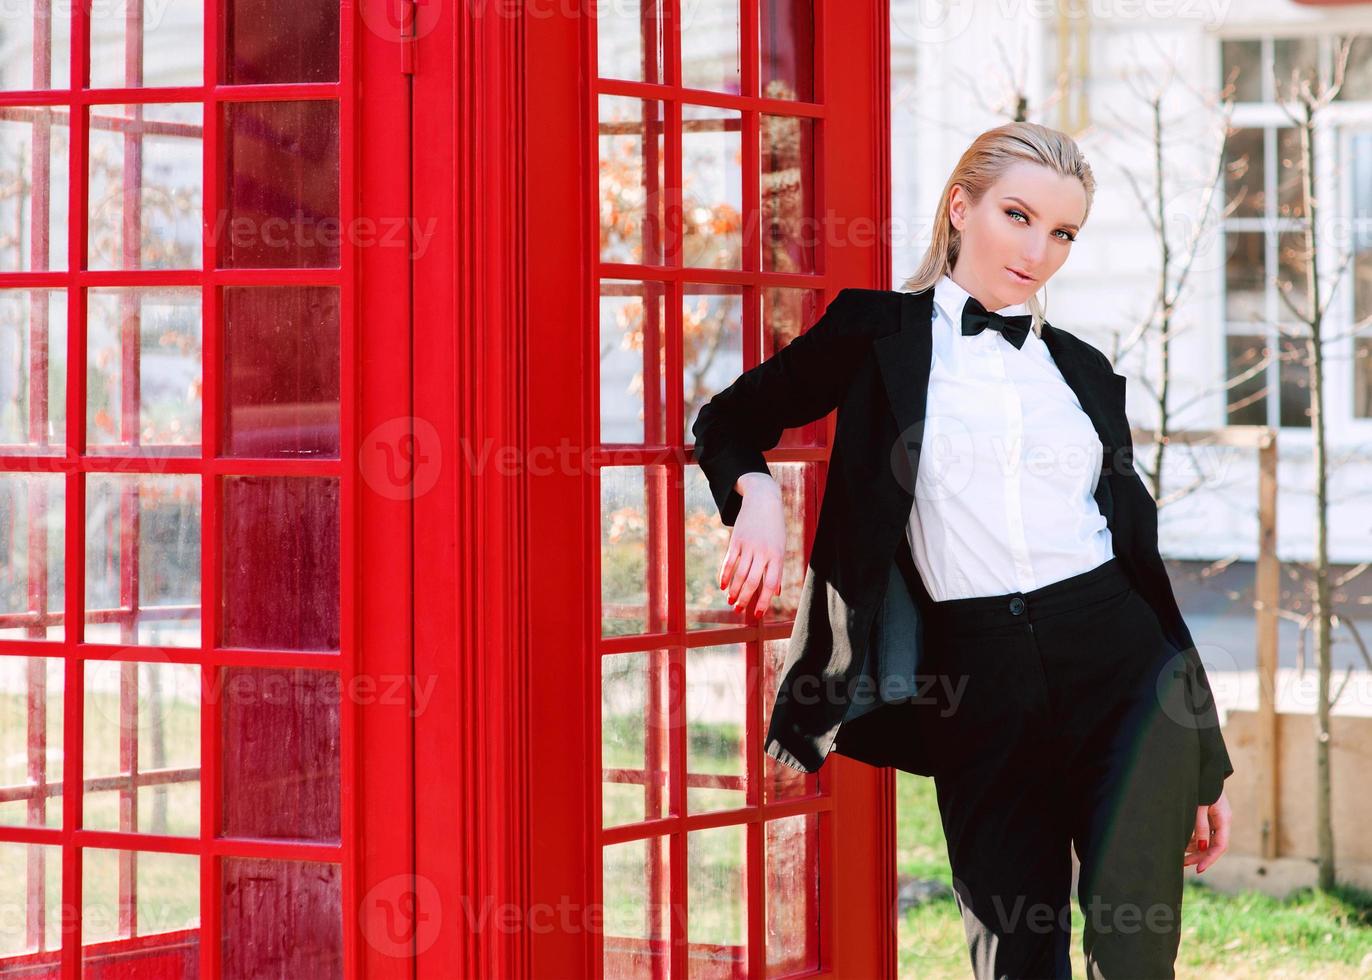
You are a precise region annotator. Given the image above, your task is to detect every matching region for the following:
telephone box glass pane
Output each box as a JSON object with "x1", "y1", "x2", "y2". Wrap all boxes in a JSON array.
[
  {"x1": 0, "y1": 475, "x2": 64, "y2": 641},
  {"x1": 599, "y1": 96, "x2": 667, "y2": 268},
  {"x1": 600, "y1": 279, "x2": 668, "y2": 446},
  {"x1": 222, "y1": 285, "x2": 341, "y2": 458},
  {"x1": 681, "y1": 104, "x2": 742, "y2": 270},
  {"x1": 601, "y1": 464, "x2": 670, "y2": 639},
  {"x1": 685, "y1": 644, "x2": 746, "y2": 813},
  {"x1": 602, "y1": 838, "x2": 671, "y2": 979},
  {"x1": 83, "y1": 660, "x2": 201, "y2": 836},
  {"x1": 602, "y1": 649, "x2": 671, "y2": 828},
  {"x1": 597, "y1": 0, "x2": 665, "y2": 85},
  {"x1": 0, "y1": 109, "x2": 70, "y2": 271},
  {"x1": 220, "y1": 476, "x2": 340, "y2": 651},
  {"x1": 218, "y1": 100, "x2": 340, "y2": 269},
  {"x1": 765, "y1": 813, "x2": 820, "y2": 973},
  {"x1": 0, "y1": 842, "x2": 62, "y2": 957},
  {"x1": 680, "y1": 0, "x2": 740, "y2": 94},
  {"x1": 0, "y1": 289, "x2": 66, "y2": 453},
  {"x1": 85, "y1": 474, "x2": 202, "y2": 648},
  {"x1": 221, "y1": 857, "x2": 342, "y2": 979},
  {"x1": 223, "y1": 0, "x2": 340, "y2": 84},
  {"x1": 88, "y1": 103, "x2": 204, "y2": 271},
  {"x1": 761, "y1": 0, "x2": 815, "y2": 101},
  {"x1": 760, "y1": 115, "x2": 817, "y2": 275},
  {"x1": 90, "y1": 0, "x2": 204, "y2": 89},
  {"x1": 80, "y1": 847, "x2": 200, "y2": 969},
  {"x1": 0, "y1": 9, "x2": 70, "y2": 90},
  {"x1": 218, "y1": 666, "x2": 341, "y2": 842},
  {"x1": 682, "y1": 284, "x2": 743, "y2": 448},
  {"x1": 86, "y1": 286, "x2": 203, "y2": 456},
  {"x1": 686, "y1": 824, "x2": 747, "y2": 976},
  {"x1": 0, "y1": 658, "x2": 65, "y2": 828}
]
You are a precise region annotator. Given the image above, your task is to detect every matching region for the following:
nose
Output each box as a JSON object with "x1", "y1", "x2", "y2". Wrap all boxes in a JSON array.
[{"x1": 1023, "y1": 234, "x2": 1052, "y2": 265}]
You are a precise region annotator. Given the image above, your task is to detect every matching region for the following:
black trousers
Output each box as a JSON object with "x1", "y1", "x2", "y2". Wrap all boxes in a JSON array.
[{"x1": 913, "y1": 556, "x2": 1200, "y2": 979}]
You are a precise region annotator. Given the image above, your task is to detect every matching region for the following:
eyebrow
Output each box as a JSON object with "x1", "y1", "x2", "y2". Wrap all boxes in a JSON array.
[{"x1": 1002, "y1": 196, "x2": 1081, "y2": 233}]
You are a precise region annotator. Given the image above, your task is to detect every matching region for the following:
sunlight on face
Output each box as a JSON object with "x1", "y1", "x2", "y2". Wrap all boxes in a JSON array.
[{"x1": 947, "y1": 161, "x2": 1087, "y2": 313}]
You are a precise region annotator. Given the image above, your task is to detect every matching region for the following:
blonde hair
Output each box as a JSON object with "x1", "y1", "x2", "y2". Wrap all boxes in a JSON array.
[{"x1": 900, "y1": 121, "x2": 1095, "y2": 338}]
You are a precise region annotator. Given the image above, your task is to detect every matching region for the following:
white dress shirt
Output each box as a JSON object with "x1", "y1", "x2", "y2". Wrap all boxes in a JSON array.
[{"x1": 905, "y1": 274, "x2": 1114, "y2": 601}]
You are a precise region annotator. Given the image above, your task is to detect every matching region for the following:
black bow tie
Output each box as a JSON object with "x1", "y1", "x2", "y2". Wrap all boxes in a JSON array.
[{"x1": 961, "y1": 296, "x2": 1033, "y2": 350}]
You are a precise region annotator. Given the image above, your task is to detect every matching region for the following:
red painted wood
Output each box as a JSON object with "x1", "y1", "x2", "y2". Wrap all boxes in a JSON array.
[
  {"x1": 0, "y1": 0, "x2": 414, "y2": 976},
  {"x1": 0, "y1": 928, "x2": 200, "y2": 979},
  {"x1": 410, "y1": 0, "x2": 537, "y2": 975},
  {"x1": 498, "y1": 0, "x2": 896, "y2": 977},
  {"x1": 353, "y1": 0, "x2": 419, "y2": 976}
]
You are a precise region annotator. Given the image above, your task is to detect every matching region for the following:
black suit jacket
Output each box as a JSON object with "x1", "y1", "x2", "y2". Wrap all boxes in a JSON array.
[{"x1": 690, "y1": 286, "x2": 1234, "y2": 806}]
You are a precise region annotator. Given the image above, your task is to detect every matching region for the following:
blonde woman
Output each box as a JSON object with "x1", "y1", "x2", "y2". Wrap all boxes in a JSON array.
[{"x1": 691, "y1": 121, "x2": 1233, "y2": 978}]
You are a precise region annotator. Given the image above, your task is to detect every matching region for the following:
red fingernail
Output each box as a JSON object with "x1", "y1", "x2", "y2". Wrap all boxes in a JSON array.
[{"x1": 1199, "y1": 840, "x2": 1208, "y2": 850}]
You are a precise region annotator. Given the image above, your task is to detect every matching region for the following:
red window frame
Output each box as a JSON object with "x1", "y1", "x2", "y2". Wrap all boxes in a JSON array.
[
  {"x1": 409, "y1": 1, "x2": 899, "y2": 976},
  {"x1": 0, "y1": 2, "x2": 414, "y2": 977}
]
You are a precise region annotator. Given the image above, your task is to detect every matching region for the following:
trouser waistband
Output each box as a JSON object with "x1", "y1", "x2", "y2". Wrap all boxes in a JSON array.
[{"x1": 922, "y1": 556, "x2": 1131, "y2": 631}]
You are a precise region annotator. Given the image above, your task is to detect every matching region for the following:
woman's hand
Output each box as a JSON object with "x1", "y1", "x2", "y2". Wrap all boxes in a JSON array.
[
  {"x1": 719, "y1": 473, "x2": 787, "y2": 619},
  {"x1": 1184, "y1": 788, "x2": 1230, "y2": 873}
]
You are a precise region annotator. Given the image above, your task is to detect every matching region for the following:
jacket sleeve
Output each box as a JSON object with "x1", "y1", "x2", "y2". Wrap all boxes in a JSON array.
[
  {"x1": 1110, "y1": 380, "x2": 1235, "y2": 807},
  {"x1": 1125, "y1": 467, "x2": 1234, "y2": 806},
  {"x1": 689, "y1": 287, "x2": 871, "y2": 527}
]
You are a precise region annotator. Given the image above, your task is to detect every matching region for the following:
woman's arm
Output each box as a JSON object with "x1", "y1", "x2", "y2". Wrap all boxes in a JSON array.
[
  {"x1": 1079, "y1": 343, "x2": 1234, "y2": 807},
  {"x1": 1110, "y1": 405, "x2": 1235, "y2": 807},
  {"x1": 689, "y1": 287, "x2": 874, "y2": 525},
  {"x1": 1129, "y1": 474, "x2": 1235, "y2": 807}
]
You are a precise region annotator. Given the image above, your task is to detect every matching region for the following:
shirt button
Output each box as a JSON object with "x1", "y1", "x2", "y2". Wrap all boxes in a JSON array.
[{"x1": 1009, "y1": 596, "x2": 1026, "y2": 615}]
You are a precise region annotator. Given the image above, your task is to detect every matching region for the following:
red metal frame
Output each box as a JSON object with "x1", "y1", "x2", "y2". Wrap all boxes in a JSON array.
[
  {"x1": 410, "y1": 0, "x2": 894, "y2": 976},
  {"x1": 0, "y1": 1, "x2": 414, "y2": 977}
]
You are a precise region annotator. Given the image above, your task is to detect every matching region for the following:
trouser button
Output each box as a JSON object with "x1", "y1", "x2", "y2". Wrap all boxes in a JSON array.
[{"x1": 1009, "y1": 596, "x2": 1026, "y2": 615}]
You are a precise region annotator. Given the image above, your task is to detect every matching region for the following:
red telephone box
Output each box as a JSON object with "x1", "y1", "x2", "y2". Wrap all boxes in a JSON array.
[
  {"x1": 415, "y1": 1, "x2": 898, "y2": 975},
  {"x1": 0, "y1": 0, "x2": 413, "y2": 976},
  {"x1": 1, "y1": 0, "x2": 894, "y2": 976}
]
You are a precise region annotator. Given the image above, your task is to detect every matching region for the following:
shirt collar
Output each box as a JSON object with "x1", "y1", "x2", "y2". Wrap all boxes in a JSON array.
[{"x1": 933, "y1": 273, "x2": 1031, "y2": 325}]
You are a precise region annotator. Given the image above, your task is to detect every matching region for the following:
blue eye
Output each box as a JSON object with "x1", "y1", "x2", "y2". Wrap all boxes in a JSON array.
[{"x1": 1006, "y1": 208, "x2": 1076, "y2": 242}]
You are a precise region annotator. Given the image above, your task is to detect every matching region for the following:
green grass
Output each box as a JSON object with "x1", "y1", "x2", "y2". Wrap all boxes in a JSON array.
[
  {"x1": 14, "y1": 681, "x2": 1366, "y2": 975},
  {"x1": 895, "y1": 771, "x2": 1372, "y2": 978}
]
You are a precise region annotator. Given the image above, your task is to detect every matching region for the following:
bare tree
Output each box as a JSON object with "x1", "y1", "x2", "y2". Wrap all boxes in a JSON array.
[
  {"x1": 1268, "y1": 36, "x2": 1367, "y2": 891},
  {"x1": 1087, "y1": 38, "x2": 1372, "y2": 892},
  {"x1": 1095, "y1": 41, "x2": 1248, "y2": 505}
]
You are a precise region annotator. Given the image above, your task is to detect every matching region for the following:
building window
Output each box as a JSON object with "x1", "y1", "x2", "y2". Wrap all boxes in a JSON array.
[
  {"x1": 1221, "y1": 35, "x2": 1370, "y2": 429},
  {"x1": 1351, "y1": 132, "x2": 1372, "y2": 417},
  {"x1": 1220, "y1": 117, "x2": 1311, "y2": 428}
]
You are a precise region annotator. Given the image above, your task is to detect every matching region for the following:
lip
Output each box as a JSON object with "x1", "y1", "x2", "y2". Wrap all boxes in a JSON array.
[{"x1": 1006, "y1": 267, "x2": 1036, "y2": 283}]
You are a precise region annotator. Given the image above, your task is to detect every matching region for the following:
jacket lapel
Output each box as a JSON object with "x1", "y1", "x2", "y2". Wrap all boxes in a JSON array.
[
  {"x1": 1040, "y1": 322, "x2": 1128, "y2": 525},
  {"x1": 873, "y1": 289, "x2": 934, "y2": 497},
  {"x1": 1040, "y1": 322, "x2": 1125, "y2": 454}
]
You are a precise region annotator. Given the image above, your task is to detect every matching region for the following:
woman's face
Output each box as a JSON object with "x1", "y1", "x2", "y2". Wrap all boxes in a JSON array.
[{"x1": 947, "y1": 161, "x2": 1086, "y2": 312}]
